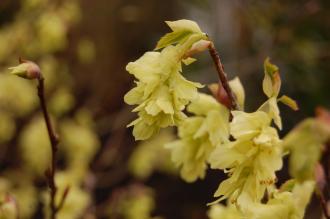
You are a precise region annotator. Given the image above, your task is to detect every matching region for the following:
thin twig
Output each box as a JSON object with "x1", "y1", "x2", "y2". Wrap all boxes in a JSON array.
[
  {"x1": 208, "y1": 42, "x2": 239, "y2": 110},
  {"x1": 55, "y1": 186, "x2": 70, "y2": 213},
  {"x1": 37, "y1": 77, "x2": 60, "y2": 219}
]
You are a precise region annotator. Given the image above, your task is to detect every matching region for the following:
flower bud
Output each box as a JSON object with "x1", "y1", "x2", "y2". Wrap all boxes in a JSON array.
[
  {"x1": 208, "y1": 83, "x2": 231, "y2": 109},
  {"x1": 184, "y1": 39, "x2": 211, "y2": 58},
  {"x1": 9, "y1": 59, "x2": 41, "y2": 80}
]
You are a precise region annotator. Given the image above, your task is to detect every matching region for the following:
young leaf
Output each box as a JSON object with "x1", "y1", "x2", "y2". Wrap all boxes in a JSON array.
[
  {"x1": 155, "y1": 30, "x2": 191, "y2": 50},
  {"x1": 155, "y1": 19, "x2": 205, "y2": 50},
  {"x1": 166, "y1": 19, "x2": 202, "y2": 33}
]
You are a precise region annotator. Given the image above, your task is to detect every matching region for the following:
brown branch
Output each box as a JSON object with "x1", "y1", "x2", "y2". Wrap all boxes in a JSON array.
[
  {"x1": 208, "y1": 42, "x2": 239, "y2": 110},
  {"x1": 37, "y1": 77, "x2": 60, "y2": 219}
]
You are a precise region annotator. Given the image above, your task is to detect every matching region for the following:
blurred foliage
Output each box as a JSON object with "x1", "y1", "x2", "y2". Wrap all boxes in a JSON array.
[
  {"x1": 128, "y1": 129, "x2": 176, "y2": 180},
  {"x1": 43, "y1": 171, "x2": 91, "y2": 219},
  {"x1": 0, "y1": 0, "x2": 98, "y2": 218},
  {"x1": 107, "y1": 184, "x2": 163, "y2": 219}
]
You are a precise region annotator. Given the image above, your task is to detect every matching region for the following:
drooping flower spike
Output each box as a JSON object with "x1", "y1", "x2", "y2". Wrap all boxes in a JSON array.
[
  {"x1": 209, "y1": 110, "x2": 282, "y2": 208},
  {"x1": 124, "y1": 20, "x2": 208, "y2": 140},
  {"x1": 165, "y1": 93, "x2": 230, "y2": 182}
]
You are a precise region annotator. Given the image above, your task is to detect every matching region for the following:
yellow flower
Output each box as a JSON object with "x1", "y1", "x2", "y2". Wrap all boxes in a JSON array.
[
  {"x1": 209, "y1": 111, "x2": 282, "y2": 207},
  {"x1": 244, "y1": 180, "x2": 314, "y2": 219},
  {"x1": 208, "y1": 181, "x2": 314, "y2": 219},
  {"x1": 166, "y1": 94, "x2": 229, "y2": 182},
  {"x1": 283, "y1": 118, "x2": 330, "y2": 181},
  {"x1": 208, "y1": 204, "x2": 242, "y2": 219}
]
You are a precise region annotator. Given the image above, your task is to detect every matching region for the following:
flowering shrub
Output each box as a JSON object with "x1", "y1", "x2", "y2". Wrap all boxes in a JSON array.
[
  {"x1": 125, "y1": 19, "x2": 330, "y2": 219},
  {"x1": 1, "y1": 11, "x2": 330, "y2": 218}
]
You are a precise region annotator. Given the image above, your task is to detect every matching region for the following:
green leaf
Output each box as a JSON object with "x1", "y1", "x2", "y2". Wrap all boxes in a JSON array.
[
  {"x1": 155, "y1": 19, "x2": 205, "y2": 50},
  {"x1": 155, "y1": 30, "x2": 192, "y2": 50},
  {"x1": 165, "y1": 19, "x2": 202, "y2": 33}
]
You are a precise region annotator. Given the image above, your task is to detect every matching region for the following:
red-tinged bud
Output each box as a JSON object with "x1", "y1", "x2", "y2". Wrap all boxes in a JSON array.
[
  {"x1": 9, "y1": 58, "x2": 41, "y2": 80},
  {"x1": 208, "y1": 82, "x2": 231, "y2": 109},
  {"x1": 184, "y1": 40, "x2": 211, "y2": 58}
]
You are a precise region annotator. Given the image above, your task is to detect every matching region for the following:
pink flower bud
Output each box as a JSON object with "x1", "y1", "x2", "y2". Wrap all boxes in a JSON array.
[{"x1": 9, "y1": 59, "x2": 41, "y2": 80}]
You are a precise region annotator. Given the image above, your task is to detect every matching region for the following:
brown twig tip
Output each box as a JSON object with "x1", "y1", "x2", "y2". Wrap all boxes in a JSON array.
[{"x1": 207, "y1": 41, "x2": 239, "y2": 110}]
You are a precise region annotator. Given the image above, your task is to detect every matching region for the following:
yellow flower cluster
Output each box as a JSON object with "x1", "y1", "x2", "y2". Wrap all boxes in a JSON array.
[
  {"x1": 166, "y1": 94, "x2": 229, "y2": 182},
  {"x1": 208, "y1": 180, "x2": 314, "y2": 219},
  {"x1": 125, "y1": 20, "x2": 208, "y2": 140},
  {"x1": 124, "y1": 19, "x2": 322, "y2": 219},
  {"x1": 209, "y1": 110, "x2": 282, "y2": 207}
]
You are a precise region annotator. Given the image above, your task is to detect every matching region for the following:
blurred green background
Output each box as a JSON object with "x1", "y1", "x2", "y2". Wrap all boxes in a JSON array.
[{"x1": 0, "y1": 0, "x2": 329, "y2": 218}]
